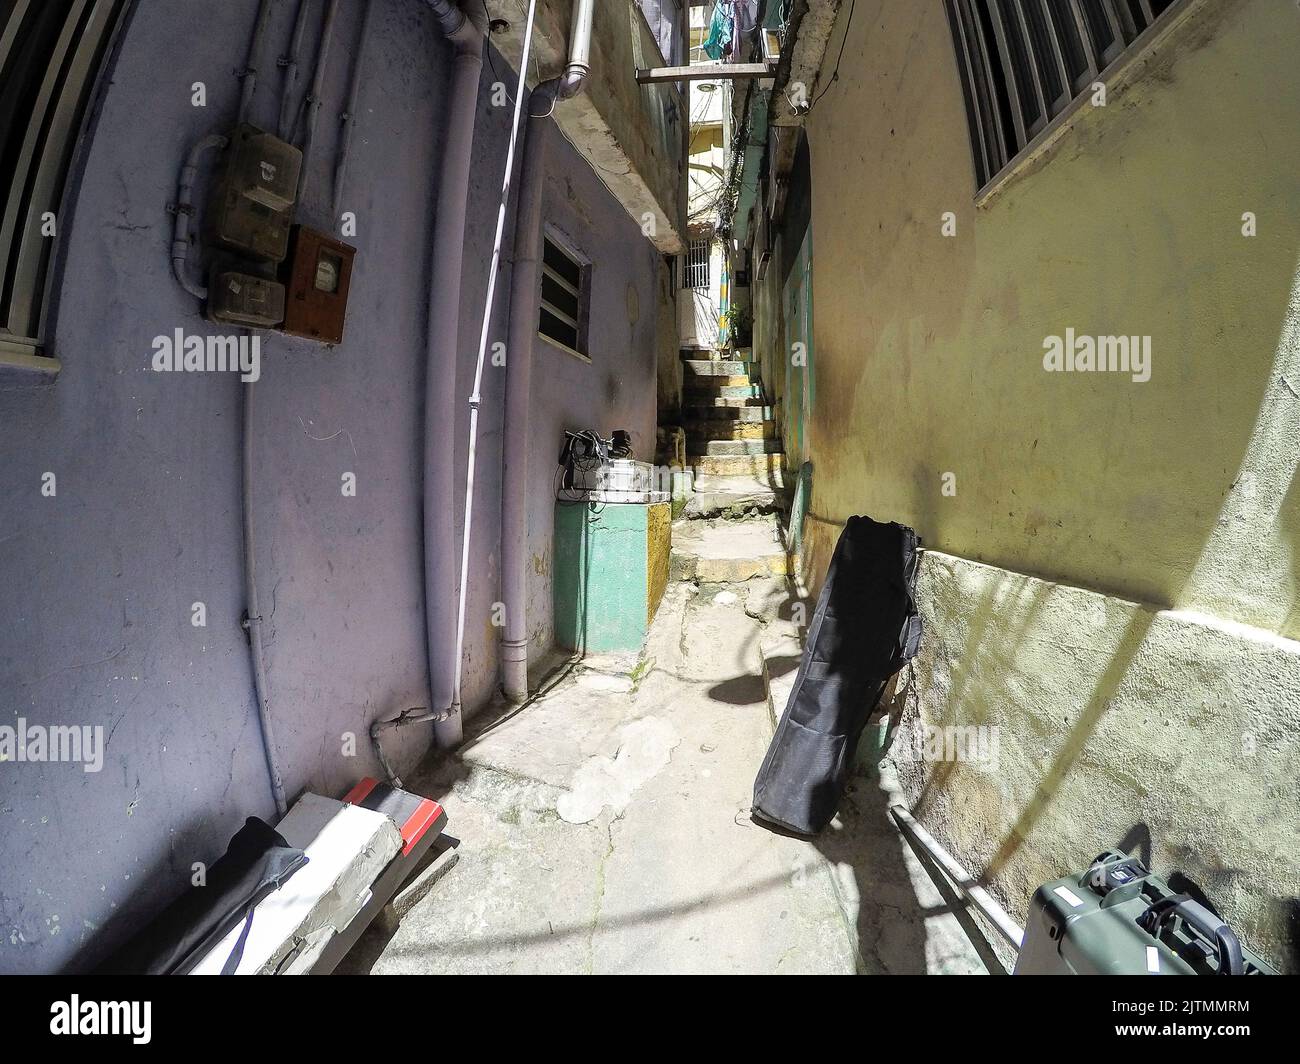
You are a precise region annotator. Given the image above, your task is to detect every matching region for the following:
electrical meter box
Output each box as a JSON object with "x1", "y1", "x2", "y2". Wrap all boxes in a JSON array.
[
  {"x1": 206, "y1": 269, "x2": 286, "y2": 329},
  {"x1": 280, "y1": 226, "x2": 355, "y2": 344},
  {"x1": 208, "y1": 124, "x2": 302, "y2": 263}
]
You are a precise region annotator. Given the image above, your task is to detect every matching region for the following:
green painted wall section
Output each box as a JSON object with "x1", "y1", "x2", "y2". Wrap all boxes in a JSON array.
[
  {"x1": 801, "y1": 0, "x2": 1300, "y2": 640},
  {"x1": 782, "y1": 221, "x2": 815, "y2": 465},
  {"x1": 733, "y1": 92, "x2": 769, "y2": 249},
  {"x1": 553, "y1": 501, "x2": 671, "y2": 654},
  {"x1": 752, "y1": 135, "x2": 816, "y2": 480}
]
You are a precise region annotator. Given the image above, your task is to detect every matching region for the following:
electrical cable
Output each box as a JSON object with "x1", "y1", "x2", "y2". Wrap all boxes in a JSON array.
[{"x1": 806, "y1": 0, "x2": 857, "y2": 113}]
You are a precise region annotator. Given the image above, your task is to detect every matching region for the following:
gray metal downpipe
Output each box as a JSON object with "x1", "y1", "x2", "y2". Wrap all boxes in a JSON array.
[
  {"x1": 421, "y1": 0, "x2": 489, "y2": 747},
  {"x1": 500, "y1": 0, "x2": 595, "y2": 704},
  {"x1": 500, "y1": 98, "x2": 551, "y2": 705}
]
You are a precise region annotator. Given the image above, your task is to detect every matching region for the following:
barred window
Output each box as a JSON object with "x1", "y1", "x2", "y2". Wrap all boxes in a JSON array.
[
  {"x1": 1, "y1": 0, "x2": 127, "y2": 366},
  {"x1": 539, "y1": 235, "x2": 588, "y2": 356},
  {"x1": 944, "y1": 0, "x2": 1183, "y2": 191},
  {"x1": 684, "y1": 238, "x2": 710, "y2": 290}
]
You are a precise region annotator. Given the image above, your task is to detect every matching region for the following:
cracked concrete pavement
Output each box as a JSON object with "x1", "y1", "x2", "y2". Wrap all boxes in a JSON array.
[{"x1": 338, "y1": 580, "x2": 994, "y2": 975}]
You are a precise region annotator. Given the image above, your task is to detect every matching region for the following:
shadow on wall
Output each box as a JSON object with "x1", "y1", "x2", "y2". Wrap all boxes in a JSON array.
[
  {"x1": 894, "y1": 553, "x2": 1297, "y2": 969},
  {"x1": 791, "y1": 225, "x2": 1300, "y2": 971},
  {"x1": 776, "y1": 0, "x2": 1300, "y2": 975},
  {"x1": 64, "y1": 813, "x2": 216, "y2": 974}
]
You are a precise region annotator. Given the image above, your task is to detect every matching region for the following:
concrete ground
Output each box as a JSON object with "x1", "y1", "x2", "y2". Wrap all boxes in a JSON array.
[{"x1": 339, "y1": 580, "x2": 998, "y2": 975}]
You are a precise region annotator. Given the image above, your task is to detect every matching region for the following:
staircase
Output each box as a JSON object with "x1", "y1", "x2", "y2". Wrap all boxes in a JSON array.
[{"x1": 671, "y1": 349, "x2": 790, "y2": 583}]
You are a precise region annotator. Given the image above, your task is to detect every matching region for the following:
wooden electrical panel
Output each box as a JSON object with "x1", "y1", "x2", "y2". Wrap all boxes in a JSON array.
[{"x1": 280, "y1": 226, "x2": 355, "y2": 345}]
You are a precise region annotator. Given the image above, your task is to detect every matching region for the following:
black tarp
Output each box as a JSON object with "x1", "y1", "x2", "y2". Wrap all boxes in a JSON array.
[
  {"x1": 95, "y1": 816, "x2": 307, "y2": 975},
  {"x1": 752, "y1": 516, "x2": 922, "y2": 836}
]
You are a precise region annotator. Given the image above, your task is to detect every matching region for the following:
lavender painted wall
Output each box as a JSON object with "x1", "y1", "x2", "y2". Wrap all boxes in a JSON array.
[
  {"x1": 0, "y1": 0, "x2": 665, "y2": 973},
  {"x1": 636, "y1": 0, "x2": 685, "y2": 65}
]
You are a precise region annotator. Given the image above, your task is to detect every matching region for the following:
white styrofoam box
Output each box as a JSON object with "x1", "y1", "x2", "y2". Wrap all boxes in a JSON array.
[{"x1": 189, "y1": 793, "x2": 401, "y2": 975}]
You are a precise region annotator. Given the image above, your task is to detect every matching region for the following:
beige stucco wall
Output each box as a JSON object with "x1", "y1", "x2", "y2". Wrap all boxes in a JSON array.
[
  {"x1": 802, "y1": 0, "x2": 1300, "y2": 636},
  {"x1": 796, "y1": 0, "x2": 1300, "y2": 969},
  {"x1": 896, "y1": 551, "x2": 1300, "y2": 971}
]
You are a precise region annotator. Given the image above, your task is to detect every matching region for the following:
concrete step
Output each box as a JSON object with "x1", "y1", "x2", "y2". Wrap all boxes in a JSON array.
[
  {"x1": 684, "y1": 383, "x2": 764, "y2": 400},
  {"x1": 682, "y1": 359, "x2": 759, "y2": 377},
  {"x1": 691, "y1": 453, "x2": 785, "y2": 477},
  {"x1": 685, "y1": 405, "x2": 775, "y2": 422},
  {"x1": 686, "y1": 374, "x2": 753, "y2": 389},
  {"x1": 685, "y1": 395, "x2": 770, "y2": 411},
  {"x1": 670, "y1": 515, "x2": 788, "y2": 583},
  {"x1": 685, "y1": 419, "x2": 777, "y2": 442},
  {"x1": 690, "y1": 438, "x2": 784, "y2": 457},
  {"x1": 683, "y1": 472, "x2": 788, "y2": 519}
]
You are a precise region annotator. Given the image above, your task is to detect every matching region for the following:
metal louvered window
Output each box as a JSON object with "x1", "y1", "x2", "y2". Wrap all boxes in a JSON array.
[
  {"x1": 944, "y1": 0, "x2": 1183, "y2": 192},
  {"x1": 539, "y1": 235, "x2": 588, "y2": 357},
  {"x1": 1, "y1": 0, "x2": 125, "y2": 365}
]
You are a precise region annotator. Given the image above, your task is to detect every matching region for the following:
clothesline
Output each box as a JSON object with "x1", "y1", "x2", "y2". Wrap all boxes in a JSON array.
[{"x1": 701, "y1": 0, "x2": 760, "y2": 65}]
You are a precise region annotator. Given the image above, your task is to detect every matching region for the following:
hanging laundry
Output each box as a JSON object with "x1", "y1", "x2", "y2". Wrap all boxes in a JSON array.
[
  {"x1": 703, "y1": 2, "x2": 733, "y2": 62},
  {"x1": 729, "y1": 0, "x2": 759, "y2": 63}
]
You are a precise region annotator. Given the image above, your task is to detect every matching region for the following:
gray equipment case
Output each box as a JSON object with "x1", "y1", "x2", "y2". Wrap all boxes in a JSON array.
[{"x1": 1015, "y1": 851, "x2": 1276, "y2": 975}]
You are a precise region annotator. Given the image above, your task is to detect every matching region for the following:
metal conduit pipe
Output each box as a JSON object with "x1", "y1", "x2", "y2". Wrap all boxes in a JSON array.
[
  {"x1": 237, "y1": 0, "x2": 277, "y2": 124},
  {"x1": 242, "y1": 381, "x2": 290, "y2": 819},
  {"x1": 423, "y1": 0, "x2": 470, "y2": 38},
  {"x1": 298, "y1": 0, "x2": 342, "y2": 202},
  {"x1": 500, "y1": 0, "x2": 595, "y2": 704},
  {"x1": 332, "y1": 0, "x2": 376, "y2": 219},
  {"x1": 278, "y1": 0, "x2": 315, "y2": 141},
  {"x1": 890, "y1": 804, "x2": 1024, "y2": 950},
  {"x1": 419, "y1": 0, "x2": 489, "y2": 747},
  {"x1": 170, "y1": 133, "x2": 229, "y2": 301}
]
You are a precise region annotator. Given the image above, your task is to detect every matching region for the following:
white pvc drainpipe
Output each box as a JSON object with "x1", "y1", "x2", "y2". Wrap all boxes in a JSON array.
[
  {"x1": 420, "y1": 0, "x2": 490, "y2": 748},
  {"x1": 890, "y1": 804, "x2": 1024, "y2": 950},
  {"x1": 450, "y1": 0, "x2": 540, "y2": 726}
]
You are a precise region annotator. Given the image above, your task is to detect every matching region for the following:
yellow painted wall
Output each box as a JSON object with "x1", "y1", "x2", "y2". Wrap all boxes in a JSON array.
[{"x1": 802, "y1": 0, "x2": 1300, "y2": 638}]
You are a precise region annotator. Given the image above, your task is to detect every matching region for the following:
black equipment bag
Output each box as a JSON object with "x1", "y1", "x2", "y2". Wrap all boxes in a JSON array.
[
  {"x1": 95, "y1": 816, "x2": 307, "y2": 975},
  {"x1": 752, "y1": 516, "x2": 922, "y2": 835}
]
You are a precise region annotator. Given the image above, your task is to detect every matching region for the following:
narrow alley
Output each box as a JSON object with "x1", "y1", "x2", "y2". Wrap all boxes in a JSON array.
[
  {"x1": 2, "y1": 0, "x2": 1297, "y2": 1018},
  {"x1": 338, "y1": 347, "x2": 995, "y2": 975},
  {"x1": 343, "y1": 577, "x2": 991, "y2": 975}
]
